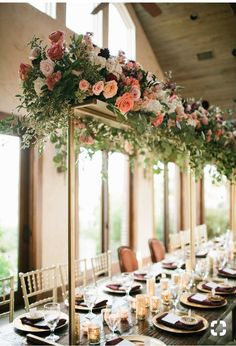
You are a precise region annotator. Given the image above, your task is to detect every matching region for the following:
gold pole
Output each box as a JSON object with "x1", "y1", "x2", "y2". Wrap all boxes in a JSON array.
[
  {"x1": 230, "y1": 183, "x2": 236, "y2": 241},
  {"x1": 68, "y1": 117, "x2": 76, "y2": 345},
  {"x1": 187, "y1": 164, "x2": 196, "y2": 270}
]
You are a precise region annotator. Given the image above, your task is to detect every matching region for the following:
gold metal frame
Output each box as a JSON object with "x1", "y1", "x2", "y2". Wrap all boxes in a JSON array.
[{"x1": 187, "y1": 164, "x2": 196, "y2": 270}]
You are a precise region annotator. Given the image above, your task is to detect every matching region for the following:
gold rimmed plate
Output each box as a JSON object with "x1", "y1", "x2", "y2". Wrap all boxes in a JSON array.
[
  {"x1": 133, "y1": 271, "x2": 148, "y2": 282},
  {"x1": 122, "y1": 335, "x2": 166, "y2": 345},
  {"x1": 64, "y1": 298, "x2": 107, "y2": 311},
  {"x1": 152, "y1": 312, "x2": 208, "y2": 334},
  {"x1": 180, "y1": 293, "x2": 227, "y2": 309},
  {"x1": 197, "y1": 282, "x2": 236, "y2": 295},
  {"x1": 103, "y1": 284, "x2": 142, "y2": 294},
  {"x1": 13, "y1": 312, "x2": 68, "y2": 333}
]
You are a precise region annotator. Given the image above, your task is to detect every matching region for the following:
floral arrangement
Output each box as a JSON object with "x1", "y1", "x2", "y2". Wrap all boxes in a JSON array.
[{"x1": 1, "y1": 30, "x2": 236, "y2": 180}]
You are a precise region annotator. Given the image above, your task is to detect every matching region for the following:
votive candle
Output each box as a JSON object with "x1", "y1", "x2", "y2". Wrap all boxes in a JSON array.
[
  {"x1": 146, "y1": 276, "x2": 156, "y2": 296},
  {"x1": 150, "y1": 296, "x2": 161, "y2": 313},
  {"x1": 136, "y1": 294, "x2": 146, "y2": 320},
  {"x1": 88, "y1": 324, "x2": 101, "y2": 345},
  {"x1": 172, "y1": 272, "x2": 181, "y2": 286},
  {"x1": 160, "y1": 278, "x2": 169, "y2": 291},
  {"x1": 161, "y1": 289, "x2": 171, "y2": 305}
]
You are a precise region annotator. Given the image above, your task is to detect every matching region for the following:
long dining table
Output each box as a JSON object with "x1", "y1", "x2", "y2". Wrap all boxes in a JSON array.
[{"x1": 1, "y1": 255, "x2": 236, "y2": 345}]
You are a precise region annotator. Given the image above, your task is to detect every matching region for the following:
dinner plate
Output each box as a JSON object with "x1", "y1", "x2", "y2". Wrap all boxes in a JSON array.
[
  {"x1": 133, "y1": 272, "x2": 147, "y2": 282},
  {"x1": 152, "y1": 312, "x2": 208, "y2": 334},
  {"x1": 197, "y1": 282, "x2": 236, "y2": 295},
  {"x1": 13, "y1": 312, "x2": 68, "y2": 333},
  {"x1": 180, "y1": 293, "x2": 227, "y2": 309},
  {"x1": 103, "y1": 284, "x2": 143, "y2": 294},
  {"x1": 122, "y1": 335, "x2": 166, "y2": 345},
  {"x1": 64, "y1": 298, "x2": 107, "y2": 311}
]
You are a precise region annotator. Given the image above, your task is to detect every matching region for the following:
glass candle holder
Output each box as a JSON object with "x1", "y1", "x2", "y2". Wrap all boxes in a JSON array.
[
  {"x1": 136, "y1": 294, "x2": 146, "y2": 320},
  {"x1": 146, "y1": 276, "x2": 156, "y2": 296},
  {"x1": 161, "y1": 289, "x2": 171, "y2": 305},
  {"x1": 101, "y1": 307, "x2": 111, "y2": 325},
  {"x1": 144, "y1": 294, "x2": 150, "y2": 307},
  {"x1": 81, "y1": 320, "x2": 90, "y2": 335},
  {"x1": 129, "y1": 297, "x2": 136, "y2": 312},
  {"x1": 150, "y1": 296, "x2": 161, "y2": 313},
  {"x1": 120, "y1": 308, "x2": 129, "y2": 322},
  {"x1": 88, "y1": 324, "x2": 101, "y2": 345},
  {"x1": 160, "y1": 278, "x2": 169, "y2": 291},
  {"x1": 172, "y1": 272, "x2": 181, "y2": 286}
]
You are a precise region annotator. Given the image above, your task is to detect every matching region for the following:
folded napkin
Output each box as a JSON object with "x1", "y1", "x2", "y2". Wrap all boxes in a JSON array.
[
  {"x1": 188, "y1": 293, "x2": 225, "y2": 306},
  {"x1": 196, "y1": 251, "x2": 208, "y2": 258},
  {"x1": 162, "y1": 261, "x2": 185, "y2": 270},
  {"x1": 202, "y1": 282, "x2": 236, "y2": 293},
  {"x1": 106, "y1": 284, "x2": 140, "y2": 292},
  {"x1": 156, "y1": 312, "x2": 204, "y2": 331},
  {"x1": 106, "y1": 337, "x2": 124, "y2": 345},
  {"x1": 133, "y1": 272, "x2": 147, "y2": 280},
  {"x1": 218, "y1": 268, "x2": 236, "y2": 278},
  {"x1": 21, "y1": 317, "x2": 66, "y2": 330},
  {"x1": 78, "y1": 299, "x2": 108, "y2": 309}
]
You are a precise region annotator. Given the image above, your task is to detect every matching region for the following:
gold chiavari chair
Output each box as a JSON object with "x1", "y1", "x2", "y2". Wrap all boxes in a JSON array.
[
  {"x1": 169, "y1": 232, "x2": 181, "y2": 252},
  {"x1": 91, "y1": 250, "x2": 112, "y2": 285},
  {"x1": 19, "y1": 266, "x2": 58, "y2": 312},
  {"x1": 196, "y1": 224, "x2": 208, "y2": 245},
  {"x1": 0, "y1": 276, "x2": 14, "y2": 322},
  {"x1": 59, "y1": 259, "x2": 87, "y2": 300}
]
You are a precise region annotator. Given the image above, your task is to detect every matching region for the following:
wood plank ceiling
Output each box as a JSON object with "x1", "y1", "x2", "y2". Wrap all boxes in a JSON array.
[{"x1": 133, "y1": 3, "x2": 236, "y2": 118}]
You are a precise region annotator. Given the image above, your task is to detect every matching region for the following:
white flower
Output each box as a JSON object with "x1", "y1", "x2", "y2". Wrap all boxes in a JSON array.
[
  {"x1": 114, "y1": 63, "x2": 122, "y2": 75},
  {"x1": 40, "y1": 59, "x2": 55, "y2": 77},
  {"x1": 146, "y1": 71, "x2": 154, "y2": 82},
  {"x1": 106, "y1": 58, "x2": 116, "y2": 73},
  {"x1": 34, "y1": 77, "x2": 45, "y2": 96},
  {"x1": 144, "y1": 100, "x2": 162, "y2": 113},
  {"x1": 156, "y1": 90, "x2": 168, "y2": 102},
  {"x1": 90, "y1": 54, "x2": 106, "y2": 70},
  {"x1": 187, "y1": 118, "x2": 198, "y2": 127}
]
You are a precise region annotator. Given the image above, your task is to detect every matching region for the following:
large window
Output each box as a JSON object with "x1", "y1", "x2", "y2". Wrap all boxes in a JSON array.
[
  {"x1": 153, "y1": 162, "x2": 179, "y2": 247},
  {"x1": 108, "y1": 4, "x2": 135, "y2": 59},
  {"x1": 66, "y1": 2, "x2": 102, "y2": 46},
  {"x1": 108, "y1": 153, "x2": 129, "y2": 260},
  {"x1": 29, "y1": 2, "x2": 56, "y2": 19},
  {"x1": 0, "y1": 135, "x2": 20, "y2": 278},
  {"x1": 204, "y1": 165, "x2": 229, "y2": 238},
  {"x1": 78, "y1": 150, "x2": 102, "y2": 259}
]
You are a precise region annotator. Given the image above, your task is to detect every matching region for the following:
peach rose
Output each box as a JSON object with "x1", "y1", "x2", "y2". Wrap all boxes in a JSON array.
[
  {"x1": 49, "y1": 30, "x2": 65, "y2": 45},
  {"x1": 79, "y1": 79, "x2": 90, "y2": 92},
  {"x1": 19, "y1": 63, "x2": 32, "y2": 81},
  {"x1": 115, "y1": 92, "x2": 134, "y2": 113},
  {"x1": 152, "y1": 113, "x2": 164, "y2": 127},
  {"x1": 124, "y1": 141, "x2": 134, "y2": 155},
  {"x1": 40, "y1": 59, "x2": 55, "y2": 77},
  {"x1": 79, "y1": 135, "x2": 94, "y2": 145},
  {"x1": 92, "y1": 81, "x2": 104, "y2": 95},
  {"x1": 103, "y1": 80, "x2": 118, "y2": 99},
  {"x1": 131, "y1": 86, "x2": 141, "y2": 101},
  {"x1": 45, "y1": 71, "x2": 62, "y2": 91},
  {"x1": 47, "y1": 43, "x2": 64, "y2": 61}
]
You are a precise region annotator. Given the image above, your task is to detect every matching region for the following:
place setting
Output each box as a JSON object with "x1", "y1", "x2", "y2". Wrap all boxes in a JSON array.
[
  {"x1": 104, "y1": 273, "x2": 142, "y2": 297},
  {"x1": 13, "y1": 303, "x2": 68, "y2": 342},
  {"x1": 180, "y1": 292, "x2": 227, "y2": 309},
  {"x1": 197, "y1": 280, "x2": 236, "y2": 295}
]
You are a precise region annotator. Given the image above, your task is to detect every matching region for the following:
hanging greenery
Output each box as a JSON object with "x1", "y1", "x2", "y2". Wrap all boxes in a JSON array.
[{"x1": 1, "y1": 30, "x2": 235, "y2": 180}]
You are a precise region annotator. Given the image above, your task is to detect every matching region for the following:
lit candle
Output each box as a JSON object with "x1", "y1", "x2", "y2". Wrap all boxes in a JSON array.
[
  {"x1": 160, "y1": 278, "x2": 169, "y2": 291},
  {"x1": 120, "y1": 308, "x2": 129, "y2": 321},
  {"x1": 161, "y1": 289, "x2": 171, "y2": 305},
  {"x1": 136, "y1": 294, "x2": 146, "y2": 320},
  {"x1": 144, "y1": 294, "x2": 150, "y2": 307},
  {"x1": 146, "y1": 276, "x2": 156, "y2": 296},
  {"x1": 150, "y1": 296, "x2": 161, "y2": 313},
  {"x1": 88, "y1": 324, "x2": 101, "y2": 344},
  {"x1": 172, "y1": 272, "x2": 181, "y2": 286}
]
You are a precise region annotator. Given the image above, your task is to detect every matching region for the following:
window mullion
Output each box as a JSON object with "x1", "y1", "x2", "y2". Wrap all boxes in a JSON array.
[{"x1": 101, "y1": 151, "x2": 109, "y2": 252}]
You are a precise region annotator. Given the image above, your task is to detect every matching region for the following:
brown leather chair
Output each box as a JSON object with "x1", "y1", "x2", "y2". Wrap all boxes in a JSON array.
[
  {"x1": 148, "y1": 238, "x2": 165, "y2": 263},
  {"x1": 117, "y1": 246, "x2": 138, "y2": 272}
]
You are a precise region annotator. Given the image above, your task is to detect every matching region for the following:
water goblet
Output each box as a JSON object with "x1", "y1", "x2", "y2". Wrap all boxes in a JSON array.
[
  {"x1": 121, "y1": 273, "x2": 133, "y2": 300},
  {"x1": 170, "y1": 284, "x2": 179, "y2": 312},
  {"x1": 105, "y1": 307, "x2": 121, "y2": 341},
  {"x1": 83, "y1": 286, "x2": 97, "y2": 320},
  {"x1": 44, "y1": 303, "x2": 60, "y2": 342}
]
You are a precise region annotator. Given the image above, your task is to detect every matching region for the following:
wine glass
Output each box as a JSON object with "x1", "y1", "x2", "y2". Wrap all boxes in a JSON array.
[
  {"x1": 170, "y1": 284, "x2": 179, "y2": 312},
  {"x1": 44, "y1": 303, "x2": 60, "y2": 342},
  {"x1": 105, "y1": 306, "x2": 121, "y2": 341},
  {"x1": 218, "y1": 250, "x2": 227, "y2": 270},
  {"x1": 121, "y1": 273, "x2": 133, "y2": 300},
  {"x1": 83, "y1": 286, "x2": 97, "y2": 320}
]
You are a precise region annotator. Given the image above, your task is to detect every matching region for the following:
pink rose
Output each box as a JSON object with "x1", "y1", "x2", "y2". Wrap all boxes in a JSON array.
[
  {"x1": 152, "y1": 113, "x2": 164, "y2": 127},
  {"x1": 79, "y1": 79, "x2": 90, "y2": 92},
  {"x1": 74, "y1": 120, "x2": 86, "y2": 129},
  {"x1": 29, "y1": 47, "x2": 41, "y2": 60},
  {"x1": 40, "y1": 59, "x2": 55, "y2": 77},
  {"x1": 45, "y1": 71, "x2": 62, "y2": 91},
  {"x1": 201, "y1": 116, "x2": 209, "y2": 126},
  {"x1": 49, "y1": 30, "x2": 65, "y2": 45},
  {"x1": 207, "y1": 129, "x2": 212, "y2": 142},
  {"x1": 19, "y1": 63, "x2": 32, "y2": 81},
  {"x1": 92, "y1": 81, "x2": 104, "y2": 95},
  {"x1": 103, "y1": 80, "x2": 118, "y2": 99},
  {"x1": 124, "y1": 141, "x2": 134, "y2": 154},
  {"x1": 115, "y1": 92, "x2": 134, "y2": 113},
  {"x1": 47, "y1": 43, "x2": 64, "y2": 61},
  {"x1": 131, "y1": 86, "x2": 141, "y2": 101}
]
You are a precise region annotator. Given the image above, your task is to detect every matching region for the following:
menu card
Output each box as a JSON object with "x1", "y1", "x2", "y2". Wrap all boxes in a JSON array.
[
  {"x1": 222, "y1": 268, "x2": 236, "y2": 275},
  {"x1": 161, "y1": 313, "x2": 180, "y2": 324},
  {"x1": 205, "y1": 282, "x2": 218, "y2": 289},
  {"x1": 190, "y1": 293, "x2": 206, "y2": 302}
]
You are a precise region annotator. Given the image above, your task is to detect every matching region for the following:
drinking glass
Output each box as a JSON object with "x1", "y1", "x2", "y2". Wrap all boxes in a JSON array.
[
  {"x1": 218, "y1": 250, "x2": 227, "y2": 270},
  {"x1": 121, "y1": 273, "x2": 133, "y2": 300},
  {"x1": 83, "y1": 286, "x2": 97, "y2": 320},
  {"x1": 105, "y1": 307, "x2": 121, "y2": 341},
  {"x1": 170, "y1": 284, "x2": 179, "y2": 312},
  {"x1": 195, "y1": 259, "x2": 208, "y2": 280},
  {"x1": 44, "y1": 303, "x2": 60, "y2": 342}
]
